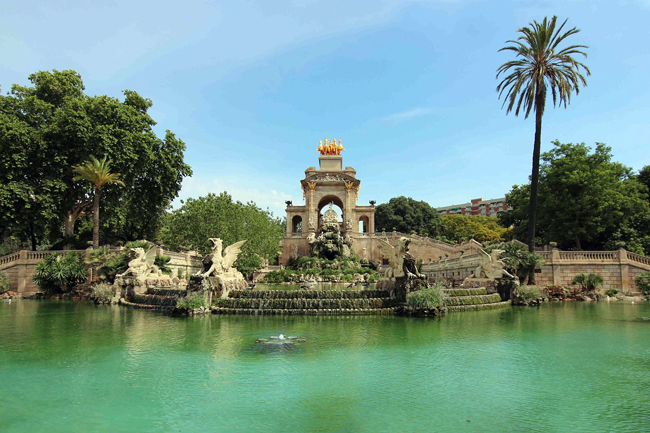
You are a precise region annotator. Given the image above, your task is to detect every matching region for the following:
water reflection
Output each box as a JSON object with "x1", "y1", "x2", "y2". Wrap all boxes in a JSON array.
[{"x1": 1, "y1": 300, "x2": 649, "y2": 432}]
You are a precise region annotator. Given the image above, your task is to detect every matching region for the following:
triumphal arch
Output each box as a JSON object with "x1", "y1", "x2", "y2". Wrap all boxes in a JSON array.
[{"x1": 281, "y1": 139, "x2": 376, "y2": 266}]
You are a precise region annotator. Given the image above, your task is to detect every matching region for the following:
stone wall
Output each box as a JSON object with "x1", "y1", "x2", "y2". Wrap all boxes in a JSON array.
[{"x1": 421, "y1": 248, "x2": 650, "y2": 293}]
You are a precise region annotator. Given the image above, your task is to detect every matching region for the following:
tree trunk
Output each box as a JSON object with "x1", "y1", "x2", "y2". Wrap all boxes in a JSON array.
[
  {"x1": 575, "y1": 234, "x2": 582, "y2": 250},
  {"x1": 63, "y1": 201, "x2": 92, "y2": 249},
  {"x1": 526, "y1": 97, "x2": 544, "y2": 285},
  {"x1": 92, "y1": 188, "x2": 101, "y2": 249}
]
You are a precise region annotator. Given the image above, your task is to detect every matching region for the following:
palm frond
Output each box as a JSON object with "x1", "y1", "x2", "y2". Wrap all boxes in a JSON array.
[{"x1": 496, "y1": 15, "x2": 590, "y2": 119}]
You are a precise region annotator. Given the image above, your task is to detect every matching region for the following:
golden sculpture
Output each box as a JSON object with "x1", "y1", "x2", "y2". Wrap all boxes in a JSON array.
[{"x1": 317, "y1": 138, "x2": 345, "y2": 155}]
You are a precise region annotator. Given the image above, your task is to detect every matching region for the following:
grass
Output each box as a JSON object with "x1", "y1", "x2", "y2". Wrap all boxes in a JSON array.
[
  {"x1": 406, "y1": 286, "x2": 444, "y2": 309},
  {"x1": 176, "y1": 292, "x2": 206, "y2": 309}
]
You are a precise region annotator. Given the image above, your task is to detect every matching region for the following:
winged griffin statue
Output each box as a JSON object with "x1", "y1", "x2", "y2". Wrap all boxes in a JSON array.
[
  {"x1": 117, "y1": 247, "x2": 163, "y2": 279},
  {"x1": 473, "y1": 248, "x2": 515, "y2": 280},
  {"x1": 197, "y1": 238, "x2": 247, "y2": 278},
  {"x1": 377, "y1": 237, "x2": 422, "y2": 279}
]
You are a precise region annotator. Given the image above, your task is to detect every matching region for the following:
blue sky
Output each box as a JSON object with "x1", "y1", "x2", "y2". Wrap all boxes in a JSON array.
[{"x1": 2, "y1": 0, "x2": 649, "y2": 218}]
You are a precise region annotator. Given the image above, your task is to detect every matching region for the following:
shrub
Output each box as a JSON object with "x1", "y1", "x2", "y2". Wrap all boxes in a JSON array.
[
  {"x1": 176, "y1": 292, "x2": 206, "y2": 309},
  {"x1": 33, "y1": 252, "x2": 88, "y2": 294},
  {"x1": 92, "y1": 283, "x2": 116, "y2": 302},
  {"x1": 0, "y1": 270, "x2": 10, "y2": 292},
  {"x1": 406, "y1": 286, "x2": 444, "y2": 309},
  {"x1": 572, "y1": 273, "x2": 604, "y2": 292},
  {"x1": 154, "y1": 255, "x2": 172, "y2": 275},
  {"x1": 514, "y1": 285, "x2": 542, "y2": 302},
  {"x1": 605, "y1": 289, "x2": 619, "y2": 297},
  {"x1": 636, "y1": 272, "x2": 650, "y2": 296}
]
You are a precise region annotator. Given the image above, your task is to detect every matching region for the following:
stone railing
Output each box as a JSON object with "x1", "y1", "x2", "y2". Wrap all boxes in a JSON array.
[
  {"x1": 422, "y1": 247, "x2": 650, "y2": 292},
  {"x1": 557, "y1": 251, "x2": 619, "y2": 261},
  {"x1": 0, "y1": 252, "x2": 21, "y2": 266},
  {"x1": 626, "y1": 252, "x2": 650, "y2": 267}
]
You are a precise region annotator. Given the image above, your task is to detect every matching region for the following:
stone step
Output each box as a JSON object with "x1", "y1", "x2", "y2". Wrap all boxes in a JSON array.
[
  {"x1": 443, "y1": 288, "x2": 488, "y2": 296},
  {"x1": 447, "y1": 301, "x2": 511, "y2": 312},
  {"x1": 212, "y1": 307, "x2": 395, "y2": 316},
  {"x1": 229, "y1": 290, "x2": 391, "y2": 300},
  {"x1": 443, "y1": 293, "x2": 503, "y2": 306},
  {"x1": 217, "y1": 298, "x2": 392, "y2": 310}
]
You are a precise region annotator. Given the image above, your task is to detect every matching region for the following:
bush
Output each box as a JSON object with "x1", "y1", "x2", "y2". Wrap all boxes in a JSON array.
[
  {"x1": 92, "y1": 283, "x2": 116, "y2": 303},
  {"x1": 406, "y1": 286, "x2": 444, "y2": 309},
  {"x1": 154, "y1": 255, "x2": 172, "y2": 275},
  {"x1": 0, "y1": 270, "x2": 10, "y2": 292},
  {"x1": 572, "y1": 273, "x2": 604, "y2": 292},
  {"x1": 176, "y1": 292, "x2": 206, "y2": 309},
  {"x1": 605, "y1": 289, "x2": 619, "y2": 297},
  {"x1": 636, "y1": 272, "x2": 650, "y2": 296},
  {"x1": 33, "y1": 252, "x2": 88, "y2": 294},
  {"x1": 514, "y1": 285, "x2": 542, "y2": 302}
]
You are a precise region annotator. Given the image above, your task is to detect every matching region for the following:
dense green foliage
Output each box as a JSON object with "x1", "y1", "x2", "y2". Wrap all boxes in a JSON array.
[
  {"x1": 572, "y1": 273, "x2": 604, "y2": 292},
  {"x1": 32, "y1": 252, "x2": 88, "y2": 294},
  {"x1": 438, "y1": 214, "x2": 509, "y2": 244},
  {"x1": 0, "y1": 70, "x2": 192, "y2": 250},
  {"x1": 263, "y1": 256, "x2": 378, "y2": 283},
  {"x1": 176, "y1": 293, "x2": 206, "y2": 309},
  {"x1": 635, "y1": 272, "x2": 650, "y2": 296},
  {"x1": 501, "y1": 142, "x2": 650, "y2": 253},
  {"x1": 159, "y1": 192, "x2": 283, "y2": 276},
  {"x1": 406, "y1": 286, "x2": 445, "y2": 309},
  {"x1": 604, "y1": 289, "x2": 619, "y2": 298},
  {"x1": 0, "y1": 270, "x2": 9, "y2": 292},
  {"x1": 513, "y1": 285, "x2": 542, "y2": 302},
  {"x1": 497, "y1": 16, "x2": 589, "y2": 272},
  {"x1": 263, "y1": 268, "x2": 379, "y2": 284},
  {"x1": 375, "y1": 196, "x2": 441, "y2": 236}
]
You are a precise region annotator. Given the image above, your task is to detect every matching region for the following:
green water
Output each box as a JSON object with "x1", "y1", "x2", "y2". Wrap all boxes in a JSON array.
[{"x1": 1, "y1": 300, "x2": 649, "y2": 432}]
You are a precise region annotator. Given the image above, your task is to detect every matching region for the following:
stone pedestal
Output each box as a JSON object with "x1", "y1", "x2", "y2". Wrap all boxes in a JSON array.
[{"x1": 319, "y1": 155, "x2": 342, "y2": 171}]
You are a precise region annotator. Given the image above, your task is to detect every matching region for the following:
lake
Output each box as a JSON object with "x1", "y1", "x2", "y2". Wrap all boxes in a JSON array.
[{"x1": 1, "y1": 300, "x2": 648, "y2": 432}]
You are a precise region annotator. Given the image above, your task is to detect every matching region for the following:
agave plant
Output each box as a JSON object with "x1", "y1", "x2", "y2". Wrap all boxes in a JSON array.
[{"x1": 572, "y1": 273, "x2": 604, "y2": 292}]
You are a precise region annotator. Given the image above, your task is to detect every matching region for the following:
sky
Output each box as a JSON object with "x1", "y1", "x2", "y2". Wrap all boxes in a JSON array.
[{"x1": 2, "y1": 0, "x2": 649, "y2": 218}]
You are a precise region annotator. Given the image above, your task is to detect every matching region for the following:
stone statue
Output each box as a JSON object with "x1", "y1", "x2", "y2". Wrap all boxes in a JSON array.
[
  {"x1": 376, "y1": 237, "x2": 422, "y2": 279},
  {"x1": 117, "y1": 247, "x2": 162, "y2": 279},
  {"x1": 291, "y1": 244, "x2": 299, "y2": 259},
  {"x1": 198, "y1": 238, "x2": 247, "y2": 278},
  {"x1": 377, "y1": 237, "x2": 407, "y2": 278},
  {"x1": 346, "y1": 217, "x2": 352, "y2": 231},
  {"x1": 317, "y1": 138, "x2": 344, "y2": 155},
  {"x1": 473, "y1": 249, "x2": 515, "y2": 280},
  {"x1": 308, "y1": 215, "x2": 316, "y2": 230}
]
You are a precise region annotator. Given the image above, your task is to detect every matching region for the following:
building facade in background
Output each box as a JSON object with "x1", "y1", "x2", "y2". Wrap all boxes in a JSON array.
[{"x1": 436, "y1": 198, "x2": 511, "y2": 217}]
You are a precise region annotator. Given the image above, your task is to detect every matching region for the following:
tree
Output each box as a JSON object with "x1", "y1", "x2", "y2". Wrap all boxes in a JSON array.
[
  {"x1": 72, "y1": 156, "x2": 124, "y2": 248},
  {"x1": 438, "y1": 214, "x2": 509, "y2": 244},
  {"x1": 0, "y1": 70, "x2": 192, "y2": 250},
  {"x1": 374, "y1": 196, "x2": 442, "y2": 236},
  {"x1": 497, "y1": 16, "x2": 590, "y2": 282},
  {"x1": 159, "y1": 192, "x2": 284, "y2": 277},
  {"x1": 501, "y1": 141, "x2": 650, "y2": 253}
]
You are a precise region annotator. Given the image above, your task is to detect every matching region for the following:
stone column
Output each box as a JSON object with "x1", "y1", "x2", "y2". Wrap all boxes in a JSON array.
[
  {"x1": 17, "y1": 250, "x2": 28, "y2": 294},
  {"x1": 619, "y1": 248, "x2": 629, "y2": 290},
  {"x1": 551, "y1": 248, "x2": 561, "y2": 286}
]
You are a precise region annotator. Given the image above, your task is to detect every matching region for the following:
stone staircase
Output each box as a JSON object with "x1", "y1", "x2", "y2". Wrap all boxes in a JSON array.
[
  {"x1": 442, "y1": 288, "x2": 510, "y2": 312},
  {"x1": 213, "y1": 289, "x2": 395, "y2": 315},
  {"x1": 119, "y1": 288, "x2": 186, "y2": 311}
]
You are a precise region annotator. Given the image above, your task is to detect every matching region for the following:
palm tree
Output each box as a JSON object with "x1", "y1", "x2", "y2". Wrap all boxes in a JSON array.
[
  {"x1": 497, "y1": 16, "x2": 589, "y2": 283},
  {"x1": 72, "y1": 156, "x2": 124, "y2": 249}
]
